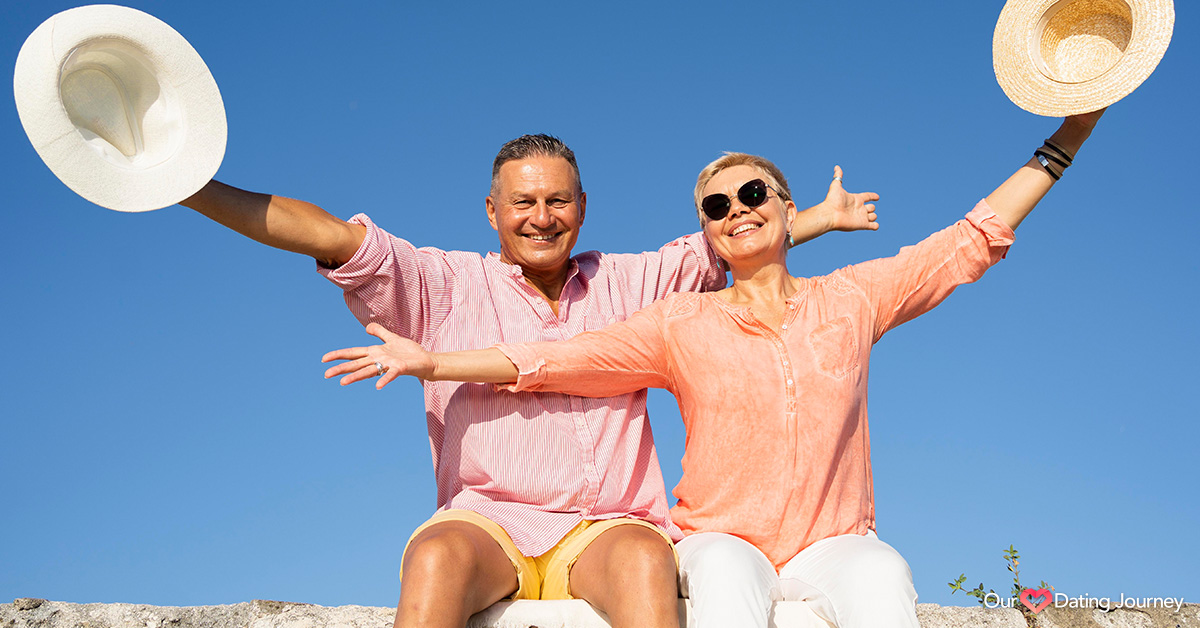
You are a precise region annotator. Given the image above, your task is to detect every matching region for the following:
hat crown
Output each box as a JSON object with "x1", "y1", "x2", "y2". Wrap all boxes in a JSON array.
[
  {"x1": 59, "y1": 38, "x2": 184, "y2": 170},
  {"x1": 1032, "y1": 0, "x2": 1133, "y2": 84}
]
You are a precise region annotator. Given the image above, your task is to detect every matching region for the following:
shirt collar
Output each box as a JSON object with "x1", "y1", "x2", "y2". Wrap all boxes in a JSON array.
[{"x1": 484, "y1": 252, "x2": 582, "y2": 287}]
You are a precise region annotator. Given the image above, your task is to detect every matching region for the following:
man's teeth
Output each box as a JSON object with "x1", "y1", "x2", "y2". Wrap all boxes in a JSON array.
[
  {"x1": 527, "y1": 234, "x2": 556, "y2": 241},
  {"x1": 731, "y1": 224, "x2": 761, "y2": 236}
]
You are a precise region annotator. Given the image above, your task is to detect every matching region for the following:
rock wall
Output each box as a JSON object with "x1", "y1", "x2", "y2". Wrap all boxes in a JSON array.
[{"x1": 3, "y1": 598, "x2": 1197, "y2": 628}]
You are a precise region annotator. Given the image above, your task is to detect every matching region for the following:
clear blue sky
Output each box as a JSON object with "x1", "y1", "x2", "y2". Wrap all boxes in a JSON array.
[{"x1": 3, "y1": 0, "x2": 1196, "y2": 610}]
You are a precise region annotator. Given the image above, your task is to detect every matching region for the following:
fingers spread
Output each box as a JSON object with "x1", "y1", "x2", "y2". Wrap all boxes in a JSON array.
[
  {"x1": 366, "y1": 322, "x2": 400, "y2": 343},
  {"x1": 325, "y1": 356, "x2": 375, "y2": 379},
  {"x1": 339, "y1": 364, "x2": 380, "y2": 387},
  {"x1": 377, "y1": 368, "x2": 402, "y2": 390},
  {"x1": 322, "y1": 347, "x2": 367, "y2": 363}
]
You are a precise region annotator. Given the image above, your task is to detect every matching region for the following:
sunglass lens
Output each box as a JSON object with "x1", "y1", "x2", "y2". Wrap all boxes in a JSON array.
[
  {"x1": 738, "y1": 179, "x2": 769, "y2": 208},
  {"x1": 701, "y1": 195, "x2": 732, "y2": 221}
]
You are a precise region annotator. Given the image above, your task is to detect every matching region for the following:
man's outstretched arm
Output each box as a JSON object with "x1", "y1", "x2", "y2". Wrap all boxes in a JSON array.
[{"x1": 181, "y1": 180, "x2": 367, "y2": 268}]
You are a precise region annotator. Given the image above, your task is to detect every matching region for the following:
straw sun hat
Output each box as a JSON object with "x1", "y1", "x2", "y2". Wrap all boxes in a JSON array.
[
  {"x1": 994, "y1": 0, "x2": 1174, "y2": 117},
  {"x1": 14, "y1": 5, "x2": 226, "y2": 212}
]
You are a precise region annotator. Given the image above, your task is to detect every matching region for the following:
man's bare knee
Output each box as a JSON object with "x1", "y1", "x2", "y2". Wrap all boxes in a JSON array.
[
  {"x1": 573, "y1": 525, "x2": 676, "y2": 598},
  {"x1": 610, "y1": 527, "x2": 675, "y2": 583},
  {"x1": 396, "y1": 522, "x2": 518, "y2": 628},
  {"x1": 571, "y1": 525, "x2": 679, "y2": 628},
  {"x1": 402, "y1": 525, "x2": 482, "y2": 581}
]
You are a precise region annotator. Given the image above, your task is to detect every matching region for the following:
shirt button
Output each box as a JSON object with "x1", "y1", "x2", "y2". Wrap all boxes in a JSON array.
[
  {"x1": 781, "y1": 324, "x2": 788, "y2": 330},
  {"x1": 789, "y1": 304, "x2": 795, "y2": 309},
  {"x1": 787, "y1": 379, "x2": 794, "y2": 386}
]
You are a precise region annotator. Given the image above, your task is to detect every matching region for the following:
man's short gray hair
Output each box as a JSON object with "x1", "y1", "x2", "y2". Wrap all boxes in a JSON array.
[{"x1": 490, "y1": 134, "x2": 583, "y2": 196}]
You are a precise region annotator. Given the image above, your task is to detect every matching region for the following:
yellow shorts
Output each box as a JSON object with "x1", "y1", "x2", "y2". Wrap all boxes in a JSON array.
[{"x1": 400, "y1": 509, "x2": 677, "y2": 600}]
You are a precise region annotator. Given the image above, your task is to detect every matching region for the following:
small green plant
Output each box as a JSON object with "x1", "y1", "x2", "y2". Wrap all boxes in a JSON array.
[{"x1": 948, "y1": 545, "x2": 1053, "y2": 621}]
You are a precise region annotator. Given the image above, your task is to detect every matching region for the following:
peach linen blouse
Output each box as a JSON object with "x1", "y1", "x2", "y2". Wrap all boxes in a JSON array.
[{"x1": 497, "y1": 201, "x2": 1015, "y2": 569}]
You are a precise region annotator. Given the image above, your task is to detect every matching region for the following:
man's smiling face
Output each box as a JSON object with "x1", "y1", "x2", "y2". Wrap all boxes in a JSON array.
[{"x1": 486, "y1": 155, "x2": 586, "y2": 282}]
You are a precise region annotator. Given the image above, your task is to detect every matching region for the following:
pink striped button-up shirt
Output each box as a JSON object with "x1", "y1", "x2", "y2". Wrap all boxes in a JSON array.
[{"x1": 319, "y1": 214, "x2": 726, "y2": 555}]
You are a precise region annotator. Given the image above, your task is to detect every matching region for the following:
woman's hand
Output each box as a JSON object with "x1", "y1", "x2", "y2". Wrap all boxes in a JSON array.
[
  {"x1": 1050, "y1": 107, "x2": 1106, "y2": 156},
  {"x1": 820, "y1": 166, "x2": 880, "y2": 232},
  {"x1": 322, "y1": 322, "x2": 434, "y2": 389}
]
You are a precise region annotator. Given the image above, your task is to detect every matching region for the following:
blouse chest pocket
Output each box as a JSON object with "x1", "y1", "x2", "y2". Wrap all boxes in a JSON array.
[{"x1": 808, "y1": 316, "x2": 860, "y2": 379}]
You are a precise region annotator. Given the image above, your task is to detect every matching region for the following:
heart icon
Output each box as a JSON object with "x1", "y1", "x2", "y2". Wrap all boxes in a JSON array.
[{"x1": 1020, "y1": 588, "x2": 1053, "y2": 613}]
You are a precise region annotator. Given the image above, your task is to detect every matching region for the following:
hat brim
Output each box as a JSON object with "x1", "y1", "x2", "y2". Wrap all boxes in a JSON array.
[
  {"x1": 14, "y1": 4, "x2": 226, "y2": 212},
  {"x1": 993, "y1": 0, "x2": 1174, "y2": 117}
]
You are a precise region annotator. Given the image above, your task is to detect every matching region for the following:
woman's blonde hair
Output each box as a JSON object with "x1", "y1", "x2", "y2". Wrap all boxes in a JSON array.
[{"x1": 693, "y1": 152, "x2": 793, "y2": 223}]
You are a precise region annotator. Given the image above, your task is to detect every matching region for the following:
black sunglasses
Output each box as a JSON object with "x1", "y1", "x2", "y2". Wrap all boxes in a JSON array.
[{"x1": 700, "y1": 178, "x2": 778, "y2": 221}]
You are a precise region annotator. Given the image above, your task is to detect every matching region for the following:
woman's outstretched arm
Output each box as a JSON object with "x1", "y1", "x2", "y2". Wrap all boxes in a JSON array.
[
  {"x1": 324, "y1": 300, "x2": 674, "y2": 396},
  {"x1": 322, "y1": 323, "x2": 518, "y2": 389},
  {"x1": 987, "y1": 109, "x2": 1105, "y2": 231}
]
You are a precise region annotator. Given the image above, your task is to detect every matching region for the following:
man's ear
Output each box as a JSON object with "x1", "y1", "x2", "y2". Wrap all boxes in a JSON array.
[
  {"x1": 578, "y1": 191, "x2": 587, "y2": 224},
  {"x1": 485, "y1": 195, "x2": 499, "y2": 231}
]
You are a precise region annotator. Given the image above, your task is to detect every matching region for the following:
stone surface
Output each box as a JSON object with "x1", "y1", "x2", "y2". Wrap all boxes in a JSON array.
[
  {"x1": 1033, "y1": 602, "x2": 1200, "y2": 628},
  {"x1": 915, "y1": 603, "x2": 1027, "y2": 628},
  {"x1": 2, "y1": 599, "x2": 1196, "y2": 628}
]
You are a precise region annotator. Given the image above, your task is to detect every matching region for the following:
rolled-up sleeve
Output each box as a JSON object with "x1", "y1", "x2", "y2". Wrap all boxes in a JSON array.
[
  {"x1": 318, "y1": 214, "x2": 457, "y2": 347},
  {"x1": 840, "y1": 200, "x2": 1016, "y2": 342},
  {"x1": 494, "y1": 300, "x2": 674, "y2": 397}
]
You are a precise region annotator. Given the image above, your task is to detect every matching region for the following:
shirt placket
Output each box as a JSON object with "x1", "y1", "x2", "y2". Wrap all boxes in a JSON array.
[
  {"x1": 563, "y1": 281, "x2": 603, "y2": 513},
  {"x1": 736, "y1": 305, "x2": 800, "y2": 450},
  {"x1": 512, "y1": 270, "x2": 603, "y2": 515}
]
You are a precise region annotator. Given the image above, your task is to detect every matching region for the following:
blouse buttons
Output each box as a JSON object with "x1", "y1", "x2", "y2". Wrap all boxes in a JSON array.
[{"x1": 781, "y1": 324, "x2": 788, "y2": 330}]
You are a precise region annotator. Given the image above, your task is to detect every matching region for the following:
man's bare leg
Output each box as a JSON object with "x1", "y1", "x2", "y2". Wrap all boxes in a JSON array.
[
  {"x1": 393, "y1": 520, "x2": 519, "y2": 628},
  {"x1": 570, "y1": 525, "x2": 680, "y2": 628}
]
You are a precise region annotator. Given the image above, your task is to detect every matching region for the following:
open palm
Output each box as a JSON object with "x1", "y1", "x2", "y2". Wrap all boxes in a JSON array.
[{"x1": 322, "y1": 323, "x2": 435, "y2": 389}]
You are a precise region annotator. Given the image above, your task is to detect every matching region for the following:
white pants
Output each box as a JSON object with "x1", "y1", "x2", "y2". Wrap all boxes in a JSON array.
[{"x1": 677, "y1": 531, "x2": 919, "y2": 628}]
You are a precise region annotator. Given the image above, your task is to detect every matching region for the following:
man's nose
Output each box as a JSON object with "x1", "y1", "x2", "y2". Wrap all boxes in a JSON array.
[{"x1": 530, "y1": 201, "x2": 554, "y2": 227}]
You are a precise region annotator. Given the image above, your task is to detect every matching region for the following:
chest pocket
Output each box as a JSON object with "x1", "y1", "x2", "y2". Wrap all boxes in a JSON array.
[{"x1": 809, "y1": 316, "x2": 859, "y2": 379}]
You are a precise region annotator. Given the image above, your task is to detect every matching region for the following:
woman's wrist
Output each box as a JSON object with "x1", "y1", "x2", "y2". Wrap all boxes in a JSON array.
[{"x1": 1049, "y1": 117, "x2": 1095, "y2": 156}]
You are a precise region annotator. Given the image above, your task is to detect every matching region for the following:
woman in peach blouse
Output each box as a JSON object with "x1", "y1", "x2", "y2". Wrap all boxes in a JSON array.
[{"x1": 324, "y1": 111, "x2": 1102, "y2": 628}]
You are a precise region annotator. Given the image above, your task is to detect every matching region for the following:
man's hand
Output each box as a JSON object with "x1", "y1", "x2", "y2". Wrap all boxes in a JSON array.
[
  {"x1": 322, "y1": 323, "x2": 435, "y2": 389},
  {"x1": 819, "y1": 165, "x2": 879, "y2": 232},
  {"x1": 790, "y1": 166, "x2": 880, "y2": 247}
]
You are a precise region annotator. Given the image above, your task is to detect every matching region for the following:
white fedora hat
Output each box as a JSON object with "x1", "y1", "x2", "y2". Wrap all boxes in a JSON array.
[
  {"x1": 993, "y1": 0, "x2": 1174, "y2": 117},
  {"x1": 14, "y1": 4, "x2": 226, "y2": 212}
]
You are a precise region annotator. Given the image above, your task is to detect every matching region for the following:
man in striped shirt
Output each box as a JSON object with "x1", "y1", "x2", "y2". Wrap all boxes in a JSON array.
[{"x1": 182, "y1": 134, "x2": 877, "y2": 628}]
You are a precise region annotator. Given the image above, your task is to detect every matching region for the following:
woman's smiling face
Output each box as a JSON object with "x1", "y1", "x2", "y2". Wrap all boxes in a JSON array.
[{"x1": 701, "y1": 165, "x2": 795, "y2": 269}]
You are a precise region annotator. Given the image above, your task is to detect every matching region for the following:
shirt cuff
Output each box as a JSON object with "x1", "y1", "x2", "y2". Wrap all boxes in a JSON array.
[
  {"x1": 316, "y1": 213, "x2": 386, "y2": 287},
  {"x1": 965, "y1": 199, "x2": 1016, "y2": 257},
  {"x1": 493, "y1": 344, "x2": 547, "y2": 392}
]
